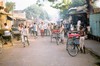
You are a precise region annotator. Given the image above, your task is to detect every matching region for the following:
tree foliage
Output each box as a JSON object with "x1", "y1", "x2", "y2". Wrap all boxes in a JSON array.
[
  {"x1": 24, "y1": 4, "x2": 50, "y2": 20},
  {"x1": 70, "y1": 0, "x2": 86, "y2": 7},
  {"x1": 49, "y1": 0, "x2": 86, "y2": 19},
  {"x1": 51, "y1": 0, "x2": 71, "y2": 10},
  {"x1": 5, "y1": 2, "x2": 15, "y2": 12},
  {"x1": 48, "y1": 0, "x2": 56, "y2": 2}
]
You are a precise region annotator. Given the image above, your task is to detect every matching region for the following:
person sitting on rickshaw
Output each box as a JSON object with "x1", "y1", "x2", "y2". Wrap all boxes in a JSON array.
[{"x1": 3, "y1": 23, "x2": 12, "y2": 44}]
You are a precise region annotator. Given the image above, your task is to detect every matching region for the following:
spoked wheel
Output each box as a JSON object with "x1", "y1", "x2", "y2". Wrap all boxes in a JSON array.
[
  {"x1": 56, "y1": 37, "x2": 60, "y2": 45},
  {"x1": 51, "y1": 34, "x2": 53, "y2": 42},
  {"x1": 66, "y1": 38, "x2": 79, "y2": 57},
  {"x1": 56, "y1": 33, "x2": 60, "y2": 45}
]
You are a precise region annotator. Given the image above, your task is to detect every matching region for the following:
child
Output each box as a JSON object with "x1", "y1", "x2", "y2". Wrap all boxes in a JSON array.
[{"x1": 21, "y1": 25, "x2": 29, "y2": 47}]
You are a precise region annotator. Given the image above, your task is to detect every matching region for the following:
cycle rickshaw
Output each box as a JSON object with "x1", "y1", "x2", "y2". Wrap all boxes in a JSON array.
[
  {"x1": 0, "y1": 29, "x2": 13, "y2": 46},
  {"x1": 66, "y1": 31, "x2": 80, "y2": 57},
  {"x1": 51, "y1": 26, "x2": 60, "y2": 45}
]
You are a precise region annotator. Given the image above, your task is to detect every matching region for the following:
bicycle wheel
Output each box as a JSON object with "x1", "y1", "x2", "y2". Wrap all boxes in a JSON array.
[
  {"x1": 56, "y1": 37, "x2": 60, "y2": 45},
  {"x1": 67, "y1": 38, "x2": 79, "y2": 57},
  {"x1": 51, "y1": 34, "x2": 53, "y2": 42},
  {"x1": 56, "y1": 33, "x2": 60, "y2": 45}
]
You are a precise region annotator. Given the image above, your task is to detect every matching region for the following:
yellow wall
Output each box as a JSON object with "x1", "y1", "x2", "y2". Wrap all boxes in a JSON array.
[
  {"x1": 0, "y1": 14, "x2": 12, "y2": 29},
  {"x1": 0, "y1": 14, "x2": 6, "y2": 29}
]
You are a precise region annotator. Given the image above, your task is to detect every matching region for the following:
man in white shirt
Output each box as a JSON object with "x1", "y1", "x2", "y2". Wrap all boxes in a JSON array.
[
  {"x1": 39, "y1": 22, "x2": 44, "y2": 37},
  {"x1": 21, "y1": 25, "x2": 29, "y2": 47},
  {"x1": 44, "y1": 24, "x2": 48, "y2": 36},
  {"x1": 33, "y1": 23, "x2": 38, "y2": 37},
  {"x1": 77, "y1": 20, "x2": 81, "y2": 31}
]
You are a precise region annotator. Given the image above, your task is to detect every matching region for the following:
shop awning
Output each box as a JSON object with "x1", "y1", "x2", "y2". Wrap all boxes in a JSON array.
[
  {"x1": 0, "y1": 9, "x2": 12, "y2": 15},
  {"x1": 7, "y1": 16, "x2": 14, "y2": 20},
  {"x1": 68, "y1": 5, "x2": 87, "y2": 15}
]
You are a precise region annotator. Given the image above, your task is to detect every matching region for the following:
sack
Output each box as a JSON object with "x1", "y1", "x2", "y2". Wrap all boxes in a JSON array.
[{"x1": 4, "y1": 31, "x2": 11, "y2": 35}]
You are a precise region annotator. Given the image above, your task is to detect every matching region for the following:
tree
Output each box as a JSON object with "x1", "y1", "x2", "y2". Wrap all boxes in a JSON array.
[
  {"x1": 5, "y1": 2, "x2": 15, "y2": 12},
  {"x1": 70, "y1": 0, "x2": 86, "y2": 7},
  {"x1": 51, "y1": 0, "x2": 71, "y2": 10},
  {"x1": 24, "y1": 4, "x2": 50, "y2": 20},
  {"x1": 48, "y1": 0, "x2": 56, "y2": 2},
  {"x1": 50, "y1": 0, "x2": 87, "y2": 19},
  {"x1": 24, "y1": 4, "x2": 41, "y2": 19}
]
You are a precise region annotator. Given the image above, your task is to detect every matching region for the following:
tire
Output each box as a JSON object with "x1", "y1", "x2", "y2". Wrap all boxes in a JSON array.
[
  {"x1": 56, "y1": 33, "x2": 60, "y2": 45},
  {"x1": 67, "y1": 38, "x2": 79, "y2": 57},
  {"x1": 51, "y1": 34, "x2": 53, "y2": 42},
  {"x1": 66, "y1": 38, "x2": 68, "y2": 51},
  {"x1": 56, "y1": 37, "x2": 60, "y2": 45}
]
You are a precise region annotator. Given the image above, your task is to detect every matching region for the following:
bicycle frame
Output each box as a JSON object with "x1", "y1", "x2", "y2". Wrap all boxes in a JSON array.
[{"x1": 66, "y1": 33, "x2": 80, "y2": 57}]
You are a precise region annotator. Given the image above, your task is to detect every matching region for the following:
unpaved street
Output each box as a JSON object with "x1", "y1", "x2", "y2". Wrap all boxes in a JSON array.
[{"x1": 0, "y1": 36, "x2": 96, "y2": 66}]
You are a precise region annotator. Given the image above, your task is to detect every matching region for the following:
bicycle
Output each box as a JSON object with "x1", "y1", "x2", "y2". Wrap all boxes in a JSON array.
[
  {"x1": 66, "y1": 31, "x2": 80, "y2": 57},
  {"x1": 55, "y1": 32, "x2": 60, "y2": 45},
  {"x1": 51, "y1": 29, "x2": 60, "y2": 45}
]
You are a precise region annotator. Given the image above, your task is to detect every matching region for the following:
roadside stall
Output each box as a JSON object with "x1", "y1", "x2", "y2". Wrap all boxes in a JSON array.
[{"x1": 0, "y1": 7, "x2": 13, "y2": 46}]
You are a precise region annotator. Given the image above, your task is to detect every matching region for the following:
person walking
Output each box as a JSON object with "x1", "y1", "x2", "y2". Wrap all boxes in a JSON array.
[
  {"x1": 33, "y1": 23, "x2": 38, "y2": 38},
  {"x1": 39, "y1": 22, "x2": 44, "y2": 37},
  {"x1": 60, "y1": 24, "x2": 65, "y2": 44},
  {"x1": 44, "y1": 23, "x2": 48, "y2": 36},
  {"x1": 79, "y1": 26, "x2": 85, "y2": 53},
  {"x1": 47, "y1": 23, "x2": 51, "y2": 36},
  {"x1": 21, "y1": 25, "x2": 29, "y2": 47},
  {"x1": 50, "y1": 23, "x2": 54, "y2": 35},
  {"x1": 18, "y1": 24, "x2": 23, "y2": 32}
]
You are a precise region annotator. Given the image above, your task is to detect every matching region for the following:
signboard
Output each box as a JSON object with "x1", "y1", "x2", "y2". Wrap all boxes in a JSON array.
[
  {"x1": 87, "y1": 0, "x2": 100, "y2": 14},
  {"x1": 93, "y1": 8, "x2": 100, "y2": 13}
]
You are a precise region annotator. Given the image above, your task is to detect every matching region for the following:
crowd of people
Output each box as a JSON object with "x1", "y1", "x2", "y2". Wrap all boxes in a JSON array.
[
  {"x1": 2, "y1": 20, "x2": 90, "y2": 53},
  {"x1": 13, "y1": 21, "x2": 66, "y2": 46}
]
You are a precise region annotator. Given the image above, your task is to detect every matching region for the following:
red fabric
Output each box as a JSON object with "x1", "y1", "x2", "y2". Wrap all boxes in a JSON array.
[
  {"x1": 52, "y1": 30, "x2": 60, "y2": 33},
  {"x1": 41, "y1": 30, "x2": 44, "y2": 33},
  {"x1": 68, "y1": 33, "x2": 80, "y2": 38}
]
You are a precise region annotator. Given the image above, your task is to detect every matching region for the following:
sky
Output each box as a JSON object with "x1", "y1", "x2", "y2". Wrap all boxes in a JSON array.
[
  {"x1": 6, "y1": 0, "x2": 38, "y2": 10},
  {"x1": 6, "y1": 0, "x2": 100, "y2": 10},
  {"x1": 95, "y1": 0, "x2": 100, "y2": 8},
  {"x1": 6, "y1": 0, "x2": 60, "y2": 19},
  {"x1": 6, "y1": 0, "x2": 100, "y2": 21}
]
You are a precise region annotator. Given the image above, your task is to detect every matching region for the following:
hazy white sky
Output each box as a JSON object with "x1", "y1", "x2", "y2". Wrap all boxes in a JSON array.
[
  {"x1": 6, "y1": 0, "x2": 38, "y2": 10},
  {"x1": 6, "y1": 0, "x2": 60, "y2": 20},
  {"x1": 95, "y1": 0, "x2": 100, "y2": 8}
]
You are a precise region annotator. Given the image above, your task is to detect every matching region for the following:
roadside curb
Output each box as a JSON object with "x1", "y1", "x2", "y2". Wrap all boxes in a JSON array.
[
  {"x1": 86, "y1": 47, "x2": 100, "y2": 58},
  {"x1": 86, "y1": 47, "x2": 100, "y2": 66}
]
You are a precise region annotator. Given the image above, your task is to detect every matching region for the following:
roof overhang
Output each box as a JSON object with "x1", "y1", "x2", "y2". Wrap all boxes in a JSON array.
[{"x1": 0, "y1": 9, "x2": 12, "y2": 15}]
